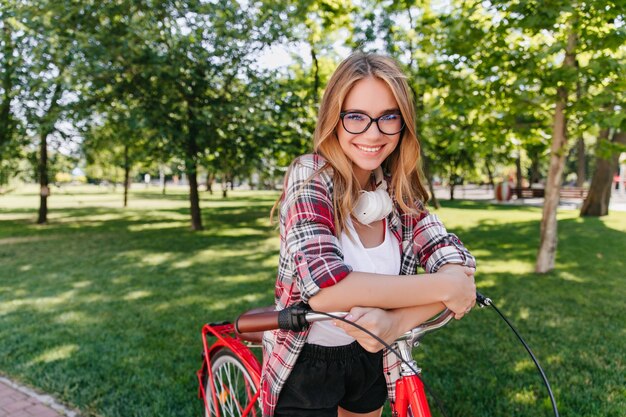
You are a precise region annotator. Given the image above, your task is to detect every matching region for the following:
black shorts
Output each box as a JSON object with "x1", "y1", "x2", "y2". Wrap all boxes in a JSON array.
[{"x1": 274, "y1": 342, "x2": 388, "y2": 417}]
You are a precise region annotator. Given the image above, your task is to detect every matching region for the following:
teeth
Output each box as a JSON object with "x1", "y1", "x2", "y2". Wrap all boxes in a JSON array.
[{"x1": 356, "y1": 145, "x2": 381, "y2": 153}]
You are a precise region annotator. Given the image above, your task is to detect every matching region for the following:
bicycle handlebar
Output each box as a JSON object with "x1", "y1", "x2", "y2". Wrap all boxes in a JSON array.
[
  {"x1": 236, "y1": 290, "x2": 489, "y2": 336},
  {"x1": 235, "y1": 302, "x2": 460, "y2": 343}
]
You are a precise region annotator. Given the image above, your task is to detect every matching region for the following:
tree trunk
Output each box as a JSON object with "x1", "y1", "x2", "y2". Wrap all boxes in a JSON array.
[
  {"x1": 485, "y1": 161, "x2": 495, "y2": 189},
  {"x1": 0, "y1": 24, "x2": 15, "y2": 150},
  {"x1": 186, "y1": 104, "x2": 203, "y2": 231},
  {"x1": 576, "y1": 136, "x2": 585, "y2": 187},
  {"x1": 580, "y1": 130, "x2": 626, "y2": 216},
  {"x1": 515, "y1": 153, "x2": 523, "y2": 198},
  {"x1": 36, "y1": 80, "x2": 62, "y2": 225},
  {"x1": 413, "y1": 85, "x2": 440, "y2": 209},
  {"x1": 37, "y1": 132, "x2": 49, "y2": 224},
  {"x1": 422, "y1": 150, "x2": 440, "y2": 209},
  {"x1": 536, "y1": 30, "x2": 577, "y2": 274},
  {"x1": 449, "y1": 182, "x2": 455, "y2": 201},
  {"x1": 528, "y1": 152, "x2": 541, "y2": 184},
  {"x1": 575, "y1": 78, "x2": 585, "y2": 187},
  {"x1": 123, "y1": 144, "x2": 129, "y2": 208},
  {"x1": 206, "y1": 171, "x2": 214, "y2": 194},
  {"x1": 160, "y1": 166, "x2": 166, "y2": 195},
  {"x1": 311, "y1": 47, "x2": 319, "y2": 104},
  {"x1": 188, "y1": 163, "x2": 202, "y2": 230}
]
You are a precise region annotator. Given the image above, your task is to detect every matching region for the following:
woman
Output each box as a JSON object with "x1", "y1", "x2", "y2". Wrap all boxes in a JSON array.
[{"x1": 262, "y1": 53, "x2": 477, "y2": 417}]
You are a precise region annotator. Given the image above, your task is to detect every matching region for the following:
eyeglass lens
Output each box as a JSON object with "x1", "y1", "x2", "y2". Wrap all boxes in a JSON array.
[{"x1": 342, "y1": 112, "x2": 403, "y2": 135}]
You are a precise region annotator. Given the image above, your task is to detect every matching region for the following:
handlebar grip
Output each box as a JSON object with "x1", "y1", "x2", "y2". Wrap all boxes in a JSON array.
[
  {"x1": 235, "y1": 304, "x2": 311, "y2": 333},
  {"x1": 235, "y1": 310, "x2": 280, "y2": 333},
  {"x1": 476, "y1": 291, "x2": 492, "y2": 307}
]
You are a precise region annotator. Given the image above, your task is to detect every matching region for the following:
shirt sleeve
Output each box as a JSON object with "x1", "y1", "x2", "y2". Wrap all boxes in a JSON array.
[
  {"x1": 280, "y1": 159, "x2": 352, "y2": 303},
  {"x1": 411, "y1": 208, "x2": 476, "y2": 273}
]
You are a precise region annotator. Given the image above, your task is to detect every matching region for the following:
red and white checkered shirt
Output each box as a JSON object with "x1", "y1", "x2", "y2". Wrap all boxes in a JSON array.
[{"x1": 261, "y1": 154, "x2": 476, "y2": 416}]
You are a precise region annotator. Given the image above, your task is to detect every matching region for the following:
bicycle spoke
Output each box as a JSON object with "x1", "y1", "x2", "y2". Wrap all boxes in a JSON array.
[{"x1": 206, "y1": 351, "x2": 260, "y2": 417}]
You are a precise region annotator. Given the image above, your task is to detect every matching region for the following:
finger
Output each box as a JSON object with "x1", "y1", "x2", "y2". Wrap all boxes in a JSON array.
[
  {"x1": 346, "y1": 306, "x2": 369, "y2": 322},
  {"x1": 334, "y1": 320, "x2": 360, "y2": 336}
]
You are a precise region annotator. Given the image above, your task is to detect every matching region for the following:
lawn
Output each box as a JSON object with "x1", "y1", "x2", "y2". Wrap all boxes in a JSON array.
[{"x1": 0, "y1": 185, "x2": 624, "y2": 417}]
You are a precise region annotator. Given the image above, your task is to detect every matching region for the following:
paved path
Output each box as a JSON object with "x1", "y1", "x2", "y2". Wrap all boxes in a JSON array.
[
  {"x1": 432, "y1": 185, "x2": 626, "y2": 212},
  {"x1": 0, "y1": 377, "x2": 77, "y2": 417}
]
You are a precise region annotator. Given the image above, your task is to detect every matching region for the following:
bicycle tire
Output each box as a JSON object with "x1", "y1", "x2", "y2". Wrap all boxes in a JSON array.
[{"x1": 204, "y1": 349, "x2": 261, "y2": 417}]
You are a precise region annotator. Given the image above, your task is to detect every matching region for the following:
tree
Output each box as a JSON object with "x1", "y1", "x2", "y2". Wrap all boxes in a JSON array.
[
  {"x1": 11, "y1": 1, "x2": 92, "y2": 224},
  {"x1": 475, "y1": 0, "x2": 625, "y2": 272},
  {"x1": 83, "y1": 102, "x2": 153, "y2": 207},
  {"x1": 88, "y1": 0, "x2": 292, "y2": 230},
  {"x1": 580, "y1": 130, "x2": 626, "y2": 216},
  {"x1": 0, "y1": 7, "x2": 26, "y2": 188}
]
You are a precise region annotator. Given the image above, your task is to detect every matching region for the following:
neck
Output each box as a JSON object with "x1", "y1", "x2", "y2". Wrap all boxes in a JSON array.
[{"x1": 354, "y1": 166, "x2": 372, "y2": 190}]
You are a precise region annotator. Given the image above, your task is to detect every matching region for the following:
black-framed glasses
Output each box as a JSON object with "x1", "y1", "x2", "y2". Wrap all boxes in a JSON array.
[{"x1": 339, "y1": 111, "x2": 405, "y2": 135}]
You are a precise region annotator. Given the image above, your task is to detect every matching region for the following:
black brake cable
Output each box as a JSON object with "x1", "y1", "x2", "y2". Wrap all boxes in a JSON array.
[
  {"x1": 311, "y1": 292, "x2": 560, "y2": 417},
  {"x1": 476, "y1": 292, "x2": 559, "y2": 417},
  {"x1": 309, "y1": 309, "x2": 451, "y2": 417}
]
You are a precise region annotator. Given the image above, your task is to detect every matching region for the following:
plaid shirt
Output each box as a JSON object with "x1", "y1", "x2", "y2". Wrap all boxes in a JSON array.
[{"x1": 261, "y1": 154, "x2": 476, "y2": 416}]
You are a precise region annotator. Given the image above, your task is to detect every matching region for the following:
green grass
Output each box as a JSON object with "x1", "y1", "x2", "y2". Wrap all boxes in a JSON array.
[{"x1": 0, "y1": 185, "x2": 625, "y2": 417}]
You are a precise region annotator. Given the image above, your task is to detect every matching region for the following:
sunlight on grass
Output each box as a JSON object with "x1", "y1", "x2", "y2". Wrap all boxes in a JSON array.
[
  {"x1": 511, "y1": 388, "x2": 537, "y2": 405},
  {"x1": 121, "y1": 251, "x2": 176, "y2": 266},
  {"x1": 557, "y1": 271, "x2": 586, "y2": 283},
  {"x1": 210, "y1": 228, "x2": 267, "y2": 237},
  {"x1": 210, "y1": 293, "x2": 268, "y2": 310},
  {"x1": 476, "y1": 278, "x2": 496, "y2": 288},
  {"x1": 547, "y1": 355, "x2": 563, "y2": 366},
  {"x1": 476, "y1": 260, "x2": 534, "y2": 274},
  {"x1": 55, "y1": 311, "x2": 92, "y2": 324},
  {"x1": 123, "y1": 290, "x2": 153, "y2": 301},
  {"x1": 0, "y1": 291, "x2": 79, "y2": 315},
  {"x1": 127, "y1": 222, "x2": 187, "y2": 231},
  {"x1": 513, "y1": 359, "x2": 534, "y2": 372},
  {"x1": 28, "y1": 344, "x2": 78, "y2": 365},
  {"x1": 518, "y1": 306, "x2": 529, "y2": 320}
]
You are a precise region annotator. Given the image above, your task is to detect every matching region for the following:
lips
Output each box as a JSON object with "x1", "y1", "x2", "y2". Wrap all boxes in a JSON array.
[{"x1": 355, "y1": 144, "x2": 383, "y2": 153}]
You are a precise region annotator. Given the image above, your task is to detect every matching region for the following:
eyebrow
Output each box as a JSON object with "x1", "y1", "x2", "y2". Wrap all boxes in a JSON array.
[{"x1": 342, "y1": 108, "x2": 401, "y2": 115}]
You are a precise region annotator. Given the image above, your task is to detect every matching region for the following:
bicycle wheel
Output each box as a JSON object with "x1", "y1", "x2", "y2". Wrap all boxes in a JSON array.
[{"x1": 204, "y1": 349, "x2": 261, "y2": 417}]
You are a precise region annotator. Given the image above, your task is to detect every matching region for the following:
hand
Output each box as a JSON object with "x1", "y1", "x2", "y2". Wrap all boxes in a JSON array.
[
  {"x1": 334, "y1": 307, "x2": 399, "y2": 353},
  {"x1": 438, "y1": 264, "x2": 476, "y2": 320}
]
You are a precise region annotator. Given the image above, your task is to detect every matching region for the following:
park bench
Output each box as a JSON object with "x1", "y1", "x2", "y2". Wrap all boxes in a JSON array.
[{"x1": 514, "y1": 187, "x2": 588, "y2": 199}]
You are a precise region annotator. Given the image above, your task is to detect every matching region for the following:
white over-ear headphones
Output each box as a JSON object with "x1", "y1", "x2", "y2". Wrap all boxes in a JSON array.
[{"x1": 352, "y1": 167, "x2": 393, "y2": 225}]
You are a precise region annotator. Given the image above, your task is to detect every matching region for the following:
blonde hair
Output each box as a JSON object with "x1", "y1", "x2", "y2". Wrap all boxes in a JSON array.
[{"x1": 274, "y1": 53, "x2": 429, "y2": 235}]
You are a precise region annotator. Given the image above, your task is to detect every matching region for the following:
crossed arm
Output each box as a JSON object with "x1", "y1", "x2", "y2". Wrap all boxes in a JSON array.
[{"x1": 309, "y1": 263, "x2": 476, "y2": 352}]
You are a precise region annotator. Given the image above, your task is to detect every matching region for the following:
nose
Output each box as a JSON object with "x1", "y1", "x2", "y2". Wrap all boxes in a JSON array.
[{"x1": 362, "y1": 120, "x2": 384, "y2": 138}]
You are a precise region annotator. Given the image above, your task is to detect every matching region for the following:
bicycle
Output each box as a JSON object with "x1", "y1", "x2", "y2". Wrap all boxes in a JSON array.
[{"x1": 198, "y1": 304, "x2": 462, "y2": 417}]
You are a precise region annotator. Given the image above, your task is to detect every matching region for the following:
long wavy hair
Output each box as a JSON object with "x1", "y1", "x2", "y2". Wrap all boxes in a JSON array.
[{"x1": 273, "y1": 53, "x2": 429, "y2": 235}]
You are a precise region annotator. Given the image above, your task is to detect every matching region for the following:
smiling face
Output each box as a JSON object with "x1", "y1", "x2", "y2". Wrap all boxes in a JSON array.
[{"x1": 337, "y1": 76, "x2": 402, "y2": 188}]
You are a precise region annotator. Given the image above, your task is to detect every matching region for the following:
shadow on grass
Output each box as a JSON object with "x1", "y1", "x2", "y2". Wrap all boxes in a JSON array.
[{"x1": 0, "y1": 199, "x2": 624, "y2": 417}]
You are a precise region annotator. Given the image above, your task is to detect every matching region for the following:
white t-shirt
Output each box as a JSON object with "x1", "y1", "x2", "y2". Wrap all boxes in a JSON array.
[{"x1": 307, "y1": 216, "x2": 401, "y2": 346}]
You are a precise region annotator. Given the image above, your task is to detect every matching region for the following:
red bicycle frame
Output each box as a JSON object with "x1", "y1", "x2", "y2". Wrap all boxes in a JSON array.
[
  {"x1": 197, "y1": 322, "x2": 262, "y2": 417},
  {"x1": 393, "y1": 375, "x2": 432, "y2": 417},
  {"x1": 199, "y1": 308, "x2": 453, "y2": 417}
]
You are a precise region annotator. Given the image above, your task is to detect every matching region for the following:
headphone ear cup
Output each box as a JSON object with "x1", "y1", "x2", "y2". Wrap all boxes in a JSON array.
[
  {"x1": 353, "y1": 192, "x2": 374, "y2": 224},
  {"x1": 352, "y1": 188, "x2": 393, "y2": 225},
  {"x1": 372, "y1": 189, "x2": 386, "y2": 219},
  {"x1": 376, "y1": 188, "x2": 393, "y2": 218}
]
